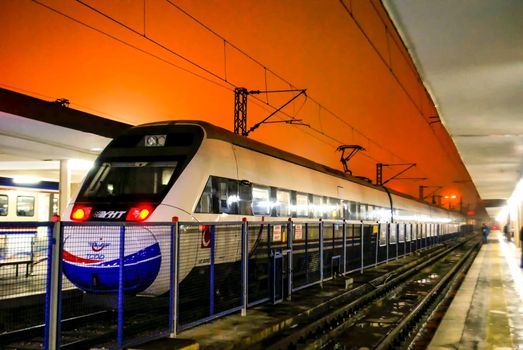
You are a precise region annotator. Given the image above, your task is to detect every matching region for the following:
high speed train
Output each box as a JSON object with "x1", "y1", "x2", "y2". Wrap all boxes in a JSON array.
[{"x1": 62, "y1": 121, "x2": 464, "y2": 296}]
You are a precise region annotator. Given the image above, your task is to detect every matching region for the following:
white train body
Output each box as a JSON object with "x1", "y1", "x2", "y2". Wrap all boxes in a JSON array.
[{"x1": 62, "y1": 121, "x2": 463, "y2": 296}]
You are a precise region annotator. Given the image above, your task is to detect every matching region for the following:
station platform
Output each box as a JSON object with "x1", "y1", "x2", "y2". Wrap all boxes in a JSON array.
[{"x1": 429, "y1": 230, "x2": 523, "y2": 349}]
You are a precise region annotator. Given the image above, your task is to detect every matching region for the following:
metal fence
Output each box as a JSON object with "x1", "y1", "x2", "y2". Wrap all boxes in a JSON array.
[
  {"x1": 0, "y1": 219, "x2": 469, "y2": 349},
  {"x1": 0, "y1": 222, "x2": 53, "y2": 343}
]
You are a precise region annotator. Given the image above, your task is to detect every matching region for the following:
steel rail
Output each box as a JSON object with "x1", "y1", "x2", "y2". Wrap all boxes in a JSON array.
[
  {"x1": 0, "y1": 310, "x2": 109, "y2": 346},
  {"x1": 265, "y1": 236, "x2": 475, "y2": 349},
  {"x1": 375, "y1": 239, "x2": 481, "y2": 349}
]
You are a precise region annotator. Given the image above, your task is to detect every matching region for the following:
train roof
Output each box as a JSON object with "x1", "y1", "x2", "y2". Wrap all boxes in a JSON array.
[{"x1": 131, "y1": 120, "x2": 457, "y2": 215}]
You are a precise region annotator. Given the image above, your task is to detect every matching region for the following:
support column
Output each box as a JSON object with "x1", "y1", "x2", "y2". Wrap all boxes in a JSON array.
[
  {"x1": 518, "y1": 202, "x2": 523, "y2": 248},
  {"x1": 59, "y1": 160, "x2": 71, "y2": 216}
]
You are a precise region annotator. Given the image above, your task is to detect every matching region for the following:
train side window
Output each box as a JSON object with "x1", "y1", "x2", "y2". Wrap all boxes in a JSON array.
[
  {"x1": 379, "y1": 223, "x2": 387, "y2": 246},
  {"x1": 296, "y1": 193, "x2": 309, "y2": 217},
  {"x1": 0, "y1": 195, "x2": 8, "y2": 216},
  {"x1": 328, "y1": 197, "x2": 340, "y2": 219},
  {"x1": 312, "y1": 195, "x2": 322, "y2": 218},
  {"x1": 367, "y1": 205, "x2": 374, "y2": 220},
  {"x1": 398, "y1": 224, "x2": 405, "y2": 243},
  {"x1": 276, "y1": 189, "x2": 291, "y2": 217},
  {"x1": 350, "y1": 201, "x2": 359, "y2": 220},
  {"x1": 239, "y1": 181, "x2": 253, "y2": 216},
  {"x1": 216, "y1": 178, "x2": 238, "y2": 214},
  {"x1": 359, "y1": 204, "x2": 367, "y2": 221},
  {"x1": 406, "y1": 224, "x2": 411, "y2": 242},
  {"x1": 252, "y1": 185, "x2": 270, "y2": 216},
  {"x1": 341, "y1": 200, "x2": 349, "y2": 219},
  {"x1": 195, "y1": 177, "x2": 213, "y2": 213},
  {"x1": 17, "y1": 196, "x2": 35, "y2": 217},
  {"x1": 390, "y1": 223, "x2": 397, "y2": 244},
  {"x1": 320, "y1": 196, "x2": 329, "y2": 219}
]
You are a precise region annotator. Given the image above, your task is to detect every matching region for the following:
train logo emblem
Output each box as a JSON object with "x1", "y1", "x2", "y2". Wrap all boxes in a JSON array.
[
  {"x1": 89, "y1": 238, "x2": 111, "y2": 252},
  {"x1": 92, "y1": 210, "x2": 126, "y2": 219}
]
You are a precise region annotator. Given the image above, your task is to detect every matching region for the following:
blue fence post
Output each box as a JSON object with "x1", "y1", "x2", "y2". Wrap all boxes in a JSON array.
[
  {"x1": 241, "y1": 218, "x2": 248, "y2": 316},
  {"x1": 375, "y1": 224, "x2": 379, "y2": 267},
  {"x1": 405, "y1": 224, "x2": 408, "y2": 256},
  {"x1": 386, "y1": 223, "x2": 390, "y2": 262},
  {"x1": 342, "y1": 220, "x2": 347, "y2": 274},
  {"x1": 424, "y1": 224, "x2": 427, "y2": 248},
  {"x1": 416, "y1": 224, "x2": 418, "y2": 250},
  {"x1": 266, "y1": 221, "x2": 271, "y2": 301},
  {"x1": 45, "y1": 215, "x2": 63, "y2": 350},
  {"x1": 117, "y1": 224, "x2": 125, "y2": 348},
  {"x1": 169, "y1": 217, "x2": 179, "y2": 337},
  {"x1": 176, "y1": 220, "x2": 181, "y2": 332},
  {"x1": 418, "y1": 224, "x2": 420, "y2": 248},
  {"x1": 44, "y1": 222, "x2": 53, "y2": 350},
  {"x1": 396, "y1": 224, "x2": 399, "y2": 260},
  {"x1": 319, "y1": 219, "x2": 324, "y2": 286},
  {"x1": 360, "y1": 223, "x2": 364, "y2": 273},
  {"x1": 305, "y1": 223, "x2": 309, "y2": 284},
  {"x1": 209, "y1": 224, "x2": 215, "y2": 316},
  {"x1": 287, "y1": 218, "x2": 293, "y2": 301}
]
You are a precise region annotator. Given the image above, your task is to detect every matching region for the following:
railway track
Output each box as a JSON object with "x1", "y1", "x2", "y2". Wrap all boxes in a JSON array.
[
  {"x1": 263, "y1": 236, "x2": 481, "y2": 350},
  {"x1": 1, "y1": 301, "x2": 170, "y2": 349},
  {"x1": 1, "y1": 237, "x2": 478, "y2": 350},
  {"x1": 1, "y1": 310, "x2": 111, "y2": 349}
]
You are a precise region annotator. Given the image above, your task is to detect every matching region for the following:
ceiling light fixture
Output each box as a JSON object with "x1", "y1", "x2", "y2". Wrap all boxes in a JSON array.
[{"x1": 13, "y1": 176, "x2": 41, "y2": 184}]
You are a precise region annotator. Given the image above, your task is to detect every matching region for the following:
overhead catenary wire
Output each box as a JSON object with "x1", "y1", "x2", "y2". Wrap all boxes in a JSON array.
[
  {"x1": 32, "y1": 0, "x2": 232, "y2": 94},
  {"x1": 67, "y1": 0, "x2": 410, "y2": 166},
  {"x1": 30, "y1": 0, "x2": 428, "y2": 179},
  {"x1": 161, "y1": 0, "x2": 412, "y2": 163},
  {"x1": 339, "y1": 0, "x2": 430, "y2": 124}
]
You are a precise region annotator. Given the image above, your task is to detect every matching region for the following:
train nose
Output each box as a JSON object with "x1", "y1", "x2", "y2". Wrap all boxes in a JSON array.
[{"x1": 62, "y1": 227, "x2": 162, "y2": 294}]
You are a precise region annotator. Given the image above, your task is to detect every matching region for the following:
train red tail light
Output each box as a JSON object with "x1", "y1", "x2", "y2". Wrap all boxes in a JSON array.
[
  {"x1": 71, "y1": 205, "x2": 92, "y2": 221},
  {"x1": 126, "y1": 205, "x2": 153, "y2": 221}
]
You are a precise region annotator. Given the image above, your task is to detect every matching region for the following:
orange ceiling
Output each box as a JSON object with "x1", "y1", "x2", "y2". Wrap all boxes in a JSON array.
[{"x1": 0, "y1": 0, "x2": 483, "y2": 214}]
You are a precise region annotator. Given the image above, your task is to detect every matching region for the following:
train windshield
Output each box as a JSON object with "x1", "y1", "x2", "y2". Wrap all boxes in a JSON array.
[{"x1": 79, "y1": 161, "x2": 178, "y2": 201}]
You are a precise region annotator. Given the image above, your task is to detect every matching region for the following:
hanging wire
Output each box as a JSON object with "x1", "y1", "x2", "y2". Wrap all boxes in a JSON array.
[
  {"x1": 264, "y1": 68, "x2": 269, "y2": 104},
  {"x1": 223, "y1": 40, "x2": 228, "y2": 82},
  {"x1": 31, "y1": 0, "x2": 429, "y2": 178},
  {"x1": 143, "y1": 0, "x2": 146, "y2": 36}
]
